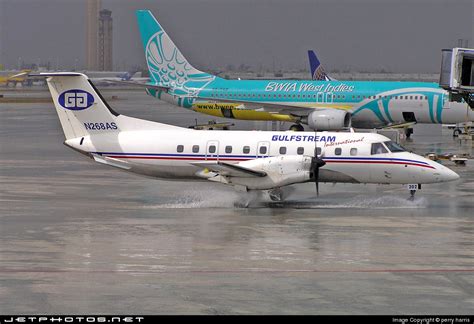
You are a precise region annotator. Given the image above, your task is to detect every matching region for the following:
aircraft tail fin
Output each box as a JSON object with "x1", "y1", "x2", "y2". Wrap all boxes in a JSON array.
[
  {"x1": 136, "y1": 10, "x2": 216, "y2": 88},
  {"x1": 119, "y1": 70, "x2": 138, "y2": 81},
  {"x1": 37, "y1": 72, "x2": 178, "y2": 140},
  {"x1": 308, "y1": 50, "x2": 332, "y2": 81}
]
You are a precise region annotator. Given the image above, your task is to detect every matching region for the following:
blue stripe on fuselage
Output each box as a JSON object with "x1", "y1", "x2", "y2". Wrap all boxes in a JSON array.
[{"x1": 95, "y1": 151, "x2": 430, "y2": 166}]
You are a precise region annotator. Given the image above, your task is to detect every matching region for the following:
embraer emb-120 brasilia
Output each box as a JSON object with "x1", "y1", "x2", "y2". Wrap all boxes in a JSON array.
[
  {"x1": 133, "y1": 10, "x2": 474, "y2": 132},
  {"x1": 36, "y1": 72, "x2": 458, "y2": 201}
]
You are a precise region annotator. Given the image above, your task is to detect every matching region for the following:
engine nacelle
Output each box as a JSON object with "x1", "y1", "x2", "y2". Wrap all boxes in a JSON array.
[
  {"x1": 229, "y1": 155, "x2": 313, "y2": 190},
  {"x1": 305, "y1": 109, "x2": 351, "y2": 130}
]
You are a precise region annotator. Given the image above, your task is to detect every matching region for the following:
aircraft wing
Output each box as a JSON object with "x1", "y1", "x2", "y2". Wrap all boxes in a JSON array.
[
  {"x1": 196, "y1": 96, "x2": 352, "y2": 116},
  {"x1": 192, "y1": 161, "x2": 266, "y2": 178},
  {"x1": 9, "y1": 71, "x2": 29, "y2": 79}
]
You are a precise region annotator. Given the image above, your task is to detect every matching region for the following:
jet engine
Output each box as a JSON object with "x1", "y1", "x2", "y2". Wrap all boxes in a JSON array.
[{"x1": 304, "y1": 109, "x2": 351, "y2": 130}]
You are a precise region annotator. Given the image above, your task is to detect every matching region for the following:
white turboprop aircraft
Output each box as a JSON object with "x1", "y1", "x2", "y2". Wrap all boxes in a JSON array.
[{"x1": 37, "y1": 72, "x2": 459, "y2": 201}]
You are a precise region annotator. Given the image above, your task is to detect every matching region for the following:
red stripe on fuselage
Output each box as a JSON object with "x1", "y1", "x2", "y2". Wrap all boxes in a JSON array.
[
  {"x1": 106, "y1": 155, "x2": 251, "y2": 161},
  {"x1": 325, "y1": 160, "x2": 435, "y2": 169}
]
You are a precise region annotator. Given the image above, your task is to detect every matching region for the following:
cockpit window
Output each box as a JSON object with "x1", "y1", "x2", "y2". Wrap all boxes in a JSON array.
[
  {"x1": 371, "y1": 142, "x2": 388, "y2": 155},
  {"x1": 383, "y1": 141, "x2": 406, "y2": 153}
]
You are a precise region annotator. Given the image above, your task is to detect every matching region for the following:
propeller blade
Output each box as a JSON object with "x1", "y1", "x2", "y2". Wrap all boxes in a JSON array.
[
  {"x1": 311, "y1": 157, "x2": 326, "y2": 197},
  {"x1": 315, "y1": 167, "x2": 319, "y2": 196}
]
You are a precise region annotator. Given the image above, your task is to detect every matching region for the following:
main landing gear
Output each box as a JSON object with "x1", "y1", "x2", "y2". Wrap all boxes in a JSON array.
[
  {"x1": 289, "y1": 124, "x2": 304, "y2": 132},
  {"x1": 268, "y1": 188, "x2": 284, "y2": 202}
]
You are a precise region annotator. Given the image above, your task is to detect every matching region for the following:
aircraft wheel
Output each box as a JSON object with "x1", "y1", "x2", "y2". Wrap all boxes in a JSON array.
[
  {"x1": 289, "y1": 124, "x2": 304, "y2": 132},
  {"x1": 405, "y1": 128, "x2": 413, "y2": 138},
  {"x1": 453, "y1": 128, "x2": 461, "y2": 137},
  {"x1": 268, "y1": 188, "x2": 284, "y2": 202}
]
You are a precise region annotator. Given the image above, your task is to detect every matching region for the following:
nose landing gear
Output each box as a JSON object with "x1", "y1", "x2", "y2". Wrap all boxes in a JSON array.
[{"x1": 407, "y1": 184, "x2": 421, "y2": 201}]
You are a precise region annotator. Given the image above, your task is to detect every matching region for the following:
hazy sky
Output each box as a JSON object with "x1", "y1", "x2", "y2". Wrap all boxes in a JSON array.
[{"x1": 0, "y1": 0, "x2": 473, "y2": 73}]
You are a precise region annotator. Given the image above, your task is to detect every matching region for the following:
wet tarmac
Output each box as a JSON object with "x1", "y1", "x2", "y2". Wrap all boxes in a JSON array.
[{"x1": 1, "y1": 88, "x2": 473, "y2": 314}]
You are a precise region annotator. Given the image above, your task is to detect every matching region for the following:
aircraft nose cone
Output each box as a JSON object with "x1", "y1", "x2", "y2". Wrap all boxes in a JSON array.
[{"x1": 439, "y1": 165, "x2": 460, "y2": 182}]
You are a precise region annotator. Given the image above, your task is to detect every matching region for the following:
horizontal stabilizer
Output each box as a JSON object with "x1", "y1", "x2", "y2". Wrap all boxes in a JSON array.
[{"x1": 92, "y1": 154, "x2": 132, "y2": 170}]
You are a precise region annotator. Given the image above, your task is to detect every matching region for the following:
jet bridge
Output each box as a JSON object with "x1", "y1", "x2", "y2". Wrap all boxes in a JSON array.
[{"x1": 439, "y1": 48, "x2": 474, "y2": 110}]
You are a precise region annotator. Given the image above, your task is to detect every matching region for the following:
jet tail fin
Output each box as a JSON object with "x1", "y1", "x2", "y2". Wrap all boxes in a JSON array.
[
  {"x1": 34, "y1": 72, "x2": 180, "y2": 141},
  {"x1": 136, "y1": 9, "x2": 216, "y2": 89},
  {"x1": 308, "y1": 50, "x2": 333, "y2": 81}
]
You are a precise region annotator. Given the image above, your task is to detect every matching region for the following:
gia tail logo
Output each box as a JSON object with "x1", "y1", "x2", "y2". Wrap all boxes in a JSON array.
[{"x1": 59, "y1": 89, "x2": 94, "y2": 110}]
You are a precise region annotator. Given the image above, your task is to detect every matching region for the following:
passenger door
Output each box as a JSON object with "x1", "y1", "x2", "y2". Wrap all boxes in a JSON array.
[
  {"x1": 325, "y1": 92, "x2": 334, "y2": 103},
  {"x1": 317, "y1": 92, "x2": 324, "y2": 103},
  {"x1": 206, "y1": 140, "x2": 219, "y2": 161}
]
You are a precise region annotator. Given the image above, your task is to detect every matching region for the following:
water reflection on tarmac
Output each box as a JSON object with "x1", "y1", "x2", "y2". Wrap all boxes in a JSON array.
[{"x1": 0, "y1": 89, "x2": 473, "y2": 314}]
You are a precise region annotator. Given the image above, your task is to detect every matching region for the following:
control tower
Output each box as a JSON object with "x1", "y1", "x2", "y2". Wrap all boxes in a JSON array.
[
  {"x1": 86, "y1": 0, "x2": 101, "y2": 70},
  {"x1": 98, "y1": 9, "x2": 113, "y2": 71}
]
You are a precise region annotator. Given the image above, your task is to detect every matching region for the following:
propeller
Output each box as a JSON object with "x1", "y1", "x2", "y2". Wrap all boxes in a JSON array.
[{"x1": 311, "y1": 129, "x2": 325, "y2": 196}]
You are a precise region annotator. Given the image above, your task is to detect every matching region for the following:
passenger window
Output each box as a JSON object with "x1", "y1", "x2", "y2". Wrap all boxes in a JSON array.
[
  {"x1": 371, "y1": 143, "x2": 388, "y2": 155},
  {"x1": 259, "y1": 146, "x2": 267, "y2": 154},
  {"x1": 350, "y1": 148, "x2": 357, "y2": 156},
  {"x1": 297, "y1": 147, "x2": 304, "y2": 155},
  {"x1": 335, "y1": 147, "x2": 342, "y2": 155},
  {"x1": 279, "y1": 146, "x2": 287, "y2": 154},
  {"x1": 192, "y1": 145, "x2": 200, "y2": 153},
  {"x1": 225, "y1": 146, "x2": 232, "y2": 153},
  {"x1": 208, "y1": 145, "x2": 216, "y2": 153},
  {"x1": 177, "y1": 145, "x2": 184, "y2": 153},
  {"x1": 243, "y1": 146, "x2": 250, "y2": 154}
]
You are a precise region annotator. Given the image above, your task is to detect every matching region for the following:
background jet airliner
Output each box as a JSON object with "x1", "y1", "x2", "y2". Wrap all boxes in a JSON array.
[
  {"x1": 37, "y1": 72, "x2": 458, "y2": 202},
  {"x1": 308, "y1": 50, "x2": 334, "y2": 81},
  {"x1": 89, "y1": 69, "x2": 149, "y2": 85},
  {"x1": 134, "y1": 10, "x2": 474, "y2": 132}
]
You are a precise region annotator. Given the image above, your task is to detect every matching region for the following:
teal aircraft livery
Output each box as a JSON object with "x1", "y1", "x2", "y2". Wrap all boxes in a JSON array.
[{"x1": 136, "y1": 10, "x2": 474, "y2": 131}]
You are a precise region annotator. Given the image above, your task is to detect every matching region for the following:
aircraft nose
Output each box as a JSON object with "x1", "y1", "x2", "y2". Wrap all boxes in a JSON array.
[{"x1": 437, "y1": 164, "x2": 460, "y2": 182}]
